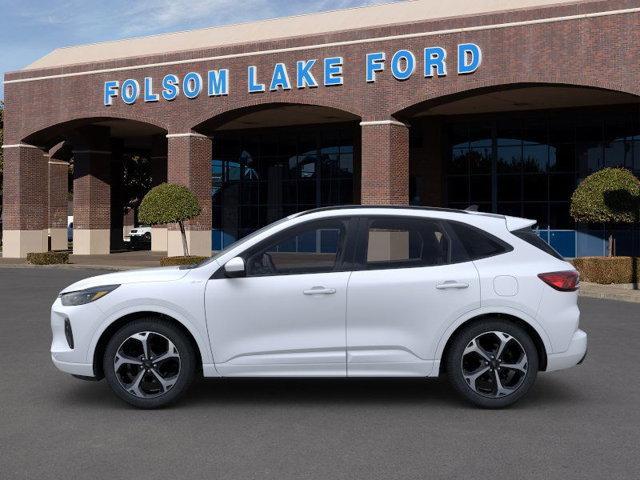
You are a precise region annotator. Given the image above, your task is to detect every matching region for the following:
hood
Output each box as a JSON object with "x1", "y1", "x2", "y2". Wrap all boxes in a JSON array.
[{"x1": 60, "y1": 266, "x2": 190, "y2": 293}]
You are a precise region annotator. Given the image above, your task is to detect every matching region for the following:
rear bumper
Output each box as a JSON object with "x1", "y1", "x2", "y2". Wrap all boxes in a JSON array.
[{"x1": 546, "y1": 329, "x2": 587, "y2": 372}]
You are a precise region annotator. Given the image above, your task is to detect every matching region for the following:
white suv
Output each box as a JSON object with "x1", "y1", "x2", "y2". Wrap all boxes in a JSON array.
[{"x1": 51, "y1": 206, "x2": 586, "y2": 409}]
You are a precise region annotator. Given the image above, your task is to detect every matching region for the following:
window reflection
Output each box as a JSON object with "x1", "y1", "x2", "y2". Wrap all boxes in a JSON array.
[
  {"x1": 445, "y1": 106, "x2": 640, "y2": 230},
  {"x1": 212, "y1": 124, "x2": 357, "y2": 249}
]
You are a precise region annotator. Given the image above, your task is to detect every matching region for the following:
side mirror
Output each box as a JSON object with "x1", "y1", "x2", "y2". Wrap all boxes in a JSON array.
[{"x1": 224, "y1": 256, "x2": 246, "y2": 278}]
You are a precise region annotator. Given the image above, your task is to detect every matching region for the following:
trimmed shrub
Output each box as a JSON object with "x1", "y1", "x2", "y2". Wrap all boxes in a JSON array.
[
  {"x1": 27, "y1": 251, "x2": 69, "y2": 265},
  {"x1": 572, "y1": 256, "x2": 640, "y2": 284},
  {"x1": 139, "y1": 183, "x2": 202, "y2": 256},
  {"x1": 570, "y1": 168, "x2": 640, "y2": 223},
  {"x1": 160, "y1": 256, "x2": 208, "y2": 267},
  {"x1": 570, "y1": 168, "x2": 640, "y2": 256}
]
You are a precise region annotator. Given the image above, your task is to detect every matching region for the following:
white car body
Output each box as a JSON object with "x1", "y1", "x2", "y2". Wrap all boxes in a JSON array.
[
  {"x1": 126, "y1": 226, "x2": 152, "y2": 241},
  {"x1": 51, "y1": 207, "x2": 586, "y2": 402}
]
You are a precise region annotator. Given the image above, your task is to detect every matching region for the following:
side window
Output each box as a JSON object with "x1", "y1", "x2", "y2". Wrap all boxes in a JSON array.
[
  {"x1": 362, "y1": 217, "x2": 451, "y2": 269},
  {"x1": 246, "y1": 218, "x2": 349, "y2": 276},
  {"x1": 447, "y1": 221, "x2": 512, "y2": 260}
]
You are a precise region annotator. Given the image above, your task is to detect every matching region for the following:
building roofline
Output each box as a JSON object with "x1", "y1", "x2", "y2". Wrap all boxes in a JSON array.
[{"x1": 19, "y1": 0, "x2": 594, "y2": 72}]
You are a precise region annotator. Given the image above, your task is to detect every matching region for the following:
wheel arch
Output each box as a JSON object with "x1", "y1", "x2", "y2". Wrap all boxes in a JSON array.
[
  {"x1": 437, "y1": 312, "x2": 548, "y2": 376},
  {"x1": 91, "y1": 311, "x2": 205, "y2": 379}
]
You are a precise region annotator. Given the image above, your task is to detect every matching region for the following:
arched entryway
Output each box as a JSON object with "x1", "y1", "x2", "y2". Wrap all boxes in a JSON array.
[
  {"x1": 193, "y1": 103, "x2": 361, "y2": 249},
  {"x1": 396, "y1": 84, "x2": 640, "y2": 257},
  {"x1": 3, "y1": 117, "x2": 167, "y2": 257}
]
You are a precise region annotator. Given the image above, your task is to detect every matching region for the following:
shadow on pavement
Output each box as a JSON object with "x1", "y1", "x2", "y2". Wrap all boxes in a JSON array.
[{"x1": 54, "y1": 374, "x2": 582, "y2": 410}]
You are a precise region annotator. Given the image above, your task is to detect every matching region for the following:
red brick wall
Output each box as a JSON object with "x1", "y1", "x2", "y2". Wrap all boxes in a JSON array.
[
  {"x1": 72, "y1": 150, "x2": 111, "y2": 230},
  {"x1": 2, "y1": 146, "x2": 48, "y2": 230},
  {"x1": 167, "y1": 135, "x2": 212, "y2": 231},
  {"x1": 361, "y1": 123, "x2": 409, "y2": 205},
  {"x1": 5, "y1": 0, "x2": 640, "y2": 145}
]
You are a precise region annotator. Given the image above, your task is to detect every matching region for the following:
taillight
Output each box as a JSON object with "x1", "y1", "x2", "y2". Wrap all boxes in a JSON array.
[{"x1": 538, "y1": 271, "x2": 579, "y2": 291}]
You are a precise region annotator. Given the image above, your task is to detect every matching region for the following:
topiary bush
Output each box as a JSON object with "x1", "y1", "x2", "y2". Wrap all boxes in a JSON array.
[
  {"x1": 159, "y1": 256, "x2": 208, "y2": 267},
  {"x1": 570, "y1": 168, "x2": 640, "y2": 256},
  {"x1": 27, "y1": 251, "x2": 69, "y2": 265},
  {"x1": 572, "y1": 256, "x2": 639, "y2": 284},
  {"x1": 139, "y1": 183, "x2": 202, "y2": 256}
]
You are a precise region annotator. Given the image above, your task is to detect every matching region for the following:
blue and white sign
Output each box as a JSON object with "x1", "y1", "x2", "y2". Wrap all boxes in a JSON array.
[{"x1": 103, "y1": 43, "x2": 481, "y2": 106}]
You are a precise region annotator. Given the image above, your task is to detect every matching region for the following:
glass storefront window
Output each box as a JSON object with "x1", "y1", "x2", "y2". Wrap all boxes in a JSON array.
[
  {"x1": 444, "y1": 105, "x2": 640, "y2": 230},
  {"x1": 212, "y1": 123, "x2": 357, "y2": 248}
]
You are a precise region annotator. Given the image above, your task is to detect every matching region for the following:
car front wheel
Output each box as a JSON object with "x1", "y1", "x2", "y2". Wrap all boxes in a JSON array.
[
  {"x1": 103, "y1": 318, "x2": 196, "y2": 409},
  {"x1": 446, "y1": 319, "x2": 539, "y2": 408}
]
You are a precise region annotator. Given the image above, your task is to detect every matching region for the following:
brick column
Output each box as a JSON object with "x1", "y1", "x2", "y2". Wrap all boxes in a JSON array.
[
  {"x1": 48, "y1": 158, "x2": 69, "y2": 251},
  {"x1": 110, "y1": 144, "x2": 124, "y2": 251},
  {"x1": 360, "y1": 120, "x2": 410, "y2": 205},
  {"x1": 166, "y1": 133, "x2": 212, "y2": 257},
  {"x1": 150, "y1": 134, "x2": 168, "y2": 252},
  {"x1": 72, "y1": 127, "x2": 112, "y2": 255},
  {"x1": 2, "y1": 144, "x2": 49, "y2": 257}
]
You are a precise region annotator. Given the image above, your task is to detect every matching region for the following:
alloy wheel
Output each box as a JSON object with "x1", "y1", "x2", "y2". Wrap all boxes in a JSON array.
[
  {"x1": 113, "y1": 331, "x2": 181, "y2": 398},
  {"x1": 461, "y1": 331, "x2": 528, "y2": 398}
]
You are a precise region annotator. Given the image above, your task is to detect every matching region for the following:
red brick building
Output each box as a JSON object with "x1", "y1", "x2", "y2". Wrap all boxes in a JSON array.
[{"x1": 3, "y1": 0, "x2": 640, "y2": 257}]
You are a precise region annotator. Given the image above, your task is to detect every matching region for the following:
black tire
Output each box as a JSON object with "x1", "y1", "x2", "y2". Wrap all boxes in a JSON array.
[
  {"x1": 103, "y1": 318, "x2": 196, "y2": 409},
  {"x1": 446, "y1": 319, "x2": 539, "y2": 409}
]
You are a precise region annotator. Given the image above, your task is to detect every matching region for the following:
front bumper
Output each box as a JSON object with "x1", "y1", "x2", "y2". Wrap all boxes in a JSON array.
[
  {"x1": 546, "y1": 329, "x2": 588, "y2": 372},
  {"x1": 51, "y1": 299, "x2": 103, "y2": 378}
]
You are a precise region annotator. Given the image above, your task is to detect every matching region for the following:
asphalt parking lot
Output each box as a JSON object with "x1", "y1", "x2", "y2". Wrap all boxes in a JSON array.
[{"x1": 0, "y1": 268, "x2": 639, "y2": 480}]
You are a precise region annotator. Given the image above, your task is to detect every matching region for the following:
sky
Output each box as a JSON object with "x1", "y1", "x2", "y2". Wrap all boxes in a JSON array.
[{"x1": 0, "y1": 0, "x2": 401, "y2": 100}]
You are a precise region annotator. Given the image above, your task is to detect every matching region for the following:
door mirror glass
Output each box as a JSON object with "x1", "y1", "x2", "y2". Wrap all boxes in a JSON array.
[{"x1": 224, "y1": 257, "x2": 246, "y2": 278}]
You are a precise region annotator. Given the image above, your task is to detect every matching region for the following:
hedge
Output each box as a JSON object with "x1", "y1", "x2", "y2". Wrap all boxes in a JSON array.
[
  {"x1": 572, "y1": 256, "x2": 640, "y2": 284},
  {"x1": 27, "y1": 251, "x2": 69, "y2": 265},
  {"x1": 160, "y1": 256, "x2": 208, "y2": 267}
]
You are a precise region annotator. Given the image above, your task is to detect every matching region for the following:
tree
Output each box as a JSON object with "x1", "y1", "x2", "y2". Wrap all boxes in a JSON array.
[
  {"x1": 121, "y1": 153, "x2": 152, "y2": 223},
  {"x1": 138, "y1": 183, "x2": 202, "y2": 256},
  {"x1": 570, "y1": 167, "x2": 640, "y2": 256}
]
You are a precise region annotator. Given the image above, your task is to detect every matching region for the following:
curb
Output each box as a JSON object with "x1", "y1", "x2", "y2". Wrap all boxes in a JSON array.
[
  {"x1": 579, "y1": 285, "x2": 640, "y2": 304},
  {"x1": 0, "y1": 263, "x2": 139, "y2": 271}
]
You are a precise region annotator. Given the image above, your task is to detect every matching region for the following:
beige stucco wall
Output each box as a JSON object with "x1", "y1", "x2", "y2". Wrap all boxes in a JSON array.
[{"x1": 2, "y1": 230, "x2": 48, "y2": 258}]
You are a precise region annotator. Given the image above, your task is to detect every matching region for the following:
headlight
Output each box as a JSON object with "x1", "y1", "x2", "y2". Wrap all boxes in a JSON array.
[{"x1": 60, "y1": 285, "x2": 120, "y2": 306}]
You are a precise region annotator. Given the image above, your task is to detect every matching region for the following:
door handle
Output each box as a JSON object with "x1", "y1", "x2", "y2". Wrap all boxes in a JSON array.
[
  {"x1": 303, "y1": 286, "x2": 336, "y2": 295},
  {"x1": 436, "y1": 281, "x2": 469, "y2": 290}
]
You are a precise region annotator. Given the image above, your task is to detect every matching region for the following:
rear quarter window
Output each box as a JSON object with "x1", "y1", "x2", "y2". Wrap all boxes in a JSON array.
[
  {"x1": 512, "y1": 228, "x2": 564, "y2": 260},
  {"x1": 447, "y1": 221, "x2": 513, "y2": 261}
]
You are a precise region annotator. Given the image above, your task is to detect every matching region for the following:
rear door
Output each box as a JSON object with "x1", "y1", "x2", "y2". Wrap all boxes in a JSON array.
[{"x1": 345, "y1": 215, "x2": 481, "y2": 376}]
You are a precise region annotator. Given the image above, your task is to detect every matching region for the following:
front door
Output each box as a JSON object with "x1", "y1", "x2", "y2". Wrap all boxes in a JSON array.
[
  {"x1": 205, "y1": 217, "x2": 355, "y2": 376},
  {"x1": 346, "y1": 215, "x2": 481, "y2": 376}
]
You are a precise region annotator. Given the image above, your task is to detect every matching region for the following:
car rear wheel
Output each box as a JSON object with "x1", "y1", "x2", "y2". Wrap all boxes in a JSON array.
[
  {"x1": 103, "y1": 318, "x2": 196, "y2": 409},
  {"x1": 446, "y1": 319, "x2": 538, "y2": 408}
]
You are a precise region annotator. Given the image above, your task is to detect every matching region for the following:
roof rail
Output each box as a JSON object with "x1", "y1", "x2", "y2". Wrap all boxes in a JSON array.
[
  {"x1": 294, "y1": 205, "x2": 508, "y2": 220},
  {"x1": 294, "y1": 205, "x2": 472, "y2": 217}
]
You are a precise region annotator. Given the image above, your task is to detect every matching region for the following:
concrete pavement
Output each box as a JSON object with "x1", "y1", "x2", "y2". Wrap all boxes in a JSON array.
[{"x1": 0, "y1": 268, "x2": 639, "y2": 479}]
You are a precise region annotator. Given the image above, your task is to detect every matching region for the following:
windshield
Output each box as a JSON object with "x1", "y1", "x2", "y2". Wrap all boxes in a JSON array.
[{"x1": 191, "y1": 216, "x2": 294, "y2": 268}]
